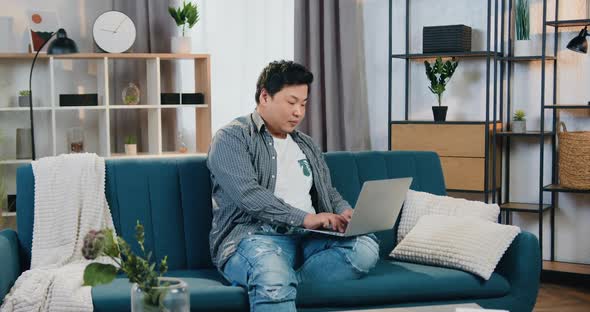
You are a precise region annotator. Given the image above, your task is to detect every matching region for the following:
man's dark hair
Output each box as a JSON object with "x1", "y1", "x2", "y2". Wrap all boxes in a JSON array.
[{"x1": 255, "y1": 60, "x2": 314, "y2": 104}]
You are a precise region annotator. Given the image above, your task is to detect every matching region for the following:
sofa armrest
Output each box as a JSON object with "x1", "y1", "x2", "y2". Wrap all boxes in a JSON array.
[
  {"x1": 0, "y1": 229, "x2": 21, "y2": 303},
  {"x1": 495, "y1": 231, "x2": 541, "y2": 309}
]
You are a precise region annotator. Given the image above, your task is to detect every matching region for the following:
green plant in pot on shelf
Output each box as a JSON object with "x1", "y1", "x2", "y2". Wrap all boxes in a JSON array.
[
  {"x1": 125, "y1": 135, "x2": 137, "y2": 156},
  {"x1": 82, "y1": 222, "x2": 189, "y2": 311},
  {"x1": 424, "y1": 57, "x2": 459, "y2": 122},
  {"x1": 18, "y1": 90, "x2": 30, "y2": 107},
  {"x1": 168, "y1": 1, "x2": 200, "y2": 53},
  {"x1": 512, "y1": 109, "x2": 527, "y2": 133}
]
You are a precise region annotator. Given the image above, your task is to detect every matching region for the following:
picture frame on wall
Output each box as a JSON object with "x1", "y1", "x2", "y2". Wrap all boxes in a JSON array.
[{"x1": 27, "y1": 10, "x2": 60, "y2": 53}]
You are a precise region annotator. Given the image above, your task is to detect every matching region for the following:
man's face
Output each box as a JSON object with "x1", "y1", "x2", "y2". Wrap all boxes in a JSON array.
[{"x1": 258, "y1": 84, "x2": 308, "y2": 137}]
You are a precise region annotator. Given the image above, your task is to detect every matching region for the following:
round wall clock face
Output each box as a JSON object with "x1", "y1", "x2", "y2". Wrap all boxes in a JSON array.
[{"x1": 93, "y1": 11, "x2": 136, "y2": 53}]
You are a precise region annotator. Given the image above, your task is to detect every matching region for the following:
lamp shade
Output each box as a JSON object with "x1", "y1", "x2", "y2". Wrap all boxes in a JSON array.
[
  {"x1": 47, "y1": 28, "x2": 78, "y2": 55},
  {"x1": 567, "y1": 27, "x2": 588, "y2": 54}
]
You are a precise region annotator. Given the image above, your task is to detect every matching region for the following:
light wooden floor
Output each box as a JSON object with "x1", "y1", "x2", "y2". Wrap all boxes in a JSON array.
[{"x1": 535, "y1": 283, "x2": 590, "y2": 312}]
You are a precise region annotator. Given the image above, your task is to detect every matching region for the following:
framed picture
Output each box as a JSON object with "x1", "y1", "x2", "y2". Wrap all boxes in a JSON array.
[{"x1": 27, "y1": 10, "x2": 60, "y2": 52}]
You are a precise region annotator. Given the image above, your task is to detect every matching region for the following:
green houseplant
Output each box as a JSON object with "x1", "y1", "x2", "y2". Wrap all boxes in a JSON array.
[
  {"x1": 516, "y1": 0, "x2": 530, "y2": 41},
  {"x1": 83, "y1": 222, "x2": 189, "y2": 311},
  {"x1": 512, "y1": 109, "x2": 527, "y2": 133},
  {"x1": 125, "y1": 135, "x2": 137, "y2": 156},
  {"x1": 168, "y1": 1, "x2": 200, "y2": 53},
  {"x1": 424, "y1": 57, "x2": 459, "y2": 122},
  {"x1": 18, "y1": 90, "x2": 31, "y2": 107}
]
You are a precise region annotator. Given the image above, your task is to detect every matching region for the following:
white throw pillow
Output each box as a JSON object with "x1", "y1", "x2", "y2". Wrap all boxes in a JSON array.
[
  {"x1": 397, "y1": 190, "x2": 500, "y2": 244},
  {"x1": 390, "y1": 215, "x2": 520, "y2": 280}
]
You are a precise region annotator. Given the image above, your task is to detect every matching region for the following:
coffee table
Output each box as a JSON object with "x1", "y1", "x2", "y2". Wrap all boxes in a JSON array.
[{"x1": 344, "y1": 303, "x2": 484, "y2": 312}]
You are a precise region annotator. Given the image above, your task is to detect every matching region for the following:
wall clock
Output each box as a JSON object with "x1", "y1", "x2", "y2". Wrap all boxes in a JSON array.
[{"x1": 93, "y1": 11, "x2": 136, "y2": 53}]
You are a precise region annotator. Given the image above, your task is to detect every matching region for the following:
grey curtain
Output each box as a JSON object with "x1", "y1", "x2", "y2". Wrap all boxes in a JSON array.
[
  {"x1": 295, "y1": 0, "x2": 371, "y2": 152},
  {"x1": 111, "y1": 0, "x2": 175, "y2": 153}
]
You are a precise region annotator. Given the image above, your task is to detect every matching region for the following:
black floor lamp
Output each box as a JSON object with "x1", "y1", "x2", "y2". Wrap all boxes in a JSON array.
[{"x1": 29, "y1": 28, "x2": 78, "y2": 160}]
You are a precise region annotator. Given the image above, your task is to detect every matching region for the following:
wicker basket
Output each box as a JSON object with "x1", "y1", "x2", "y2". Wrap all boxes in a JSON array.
[{"x1": 558, "y1": 122, "x2": 590, "y2": 190}]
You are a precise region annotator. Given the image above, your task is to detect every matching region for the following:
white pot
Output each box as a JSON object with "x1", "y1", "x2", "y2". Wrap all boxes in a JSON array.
[
  {"x1": 513, "y1": 40, "x2": 538, "y2": 57},
  {"x1": 171, "y1": 36, "x2": 192, "y2": 54},
  {"x1": 124, "y1": 144, "x2": 137, "y2": 155},
  {"x1": 511, "y1": 120, "x2": 527, "y2": 133}
]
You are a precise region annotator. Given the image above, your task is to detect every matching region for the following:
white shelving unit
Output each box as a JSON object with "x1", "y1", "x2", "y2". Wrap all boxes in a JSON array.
[{"x1": 0, "y1": 53, "x2": 212, "y2": 217}]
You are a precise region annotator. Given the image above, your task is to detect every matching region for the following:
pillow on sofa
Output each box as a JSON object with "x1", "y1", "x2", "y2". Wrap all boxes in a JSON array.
[
  {"x1": 390, "y1": 215, "x2": 520, "y2": 280},
  {"x1": 397, "y1": 190, "x2": 500, "y2": 244}
]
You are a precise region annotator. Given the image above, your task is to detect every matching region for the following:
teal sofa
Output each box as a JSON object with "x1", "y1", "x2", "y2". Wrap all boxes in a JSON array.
[{"x1": 0, "y1": 151, "x2": 540, "y2": 311}]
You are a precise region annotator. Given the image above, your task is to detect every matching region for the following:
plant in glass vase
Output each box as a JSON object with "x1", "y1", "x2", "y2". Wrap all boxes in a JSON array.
[
  {"x1": 83, "y1": 222, "x2": 189, "y2": 311},
  {"x1": 424, "y1": 57, "x2": 459, "y2": 122}
]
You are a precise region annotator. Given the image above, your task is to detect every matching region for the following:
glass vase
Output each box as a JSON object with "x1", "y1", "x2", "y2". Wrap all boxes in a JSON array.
[
  {"x1": 122, "y1": 82, "x2": 140, "y2": 105},
  {"x1": 131, "y1": 277, "x2": 189, "y2": 312}
]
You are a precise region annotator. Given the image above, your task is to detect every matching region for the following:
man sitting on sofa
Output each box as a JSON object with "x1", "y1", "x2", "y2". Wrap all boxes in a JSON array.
[{"x1": 207, "y1": 60, "x2": 380, "y2": 312}]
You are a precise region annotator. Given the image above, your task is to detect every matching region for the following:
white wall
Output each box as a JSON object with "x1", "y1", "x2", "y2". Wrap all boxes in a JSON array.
[
  {"x1": 184, "y1": 0, "x2": 295, "y2": 134},
  {"x1": 363, "y1": 0, "x2": 590, "y2": 263}
]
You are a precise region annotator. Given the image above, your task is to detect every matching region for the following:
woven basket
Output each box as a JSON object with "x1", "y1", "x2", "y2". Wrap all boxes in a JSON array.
[{"x1": 558, "y1": 122, "x2": 590, "y2": 190}]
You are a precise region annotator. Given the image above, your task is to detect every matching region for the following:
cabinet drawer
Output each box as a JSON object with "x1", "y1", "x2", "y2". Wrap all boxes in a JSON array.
[
  {"x1": 440, "y1": 156, "x2": 501, "y2": 192},
  {"x1": 391, "y1": 123, "x2": 499, "y2": 157}
]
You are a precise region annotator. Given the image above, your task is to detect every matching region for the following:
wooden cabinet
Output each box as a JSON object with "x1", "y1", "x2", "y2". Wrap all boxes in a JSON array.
[{"x1": 391, "y1": 121, "x2": 502, "y2": 192}]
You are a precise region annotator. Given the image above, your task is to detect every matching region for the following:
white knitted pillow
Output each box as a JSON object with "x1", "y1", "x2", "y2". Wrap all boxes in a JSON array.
[
  {"x1": 397, "y1": 190, "x2": 499, "y2": 244},
  {"x1": 390, "y1": 215, "x2": 520, "y2": 280}
]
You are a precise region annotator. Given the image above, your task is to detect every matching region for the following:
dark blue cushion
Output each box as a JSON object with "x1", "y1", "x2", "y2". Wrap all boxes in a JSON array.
[{"x1": 92, "y1": 260, "x2": 509, "y2": 312}]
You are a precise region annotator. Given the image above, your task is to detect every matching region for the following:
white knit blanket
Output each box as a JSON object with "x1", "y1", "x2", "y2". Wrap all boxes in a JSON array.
[{"x1": 1, "y1": 153, "x2": 115, "y2": 312}]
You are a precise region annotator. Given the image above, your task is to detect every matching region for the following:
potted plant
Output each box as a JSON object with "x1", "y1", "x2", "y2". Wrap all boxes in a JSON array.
[
  {"x1": 512, "y1": 109, "x2": 526, "y2": 133},
  {"x1": 18, "y1": 90, "x2": 30, "y2": 107},
  {"x1": 83, "y1": 222, "x2": 189, "y2": 311},
  {"x1": 125, "y1": 135, "x2": 137, "y2": 155},
  {"x1": 514, "y1": 0, "x2": 535, "y2": 56},
  {"x1": 168, "y1": 1, "x2": 200, "y2": 53},
  {"x1": 424, "y1": 57, "x2": 459, "y2": 122}
]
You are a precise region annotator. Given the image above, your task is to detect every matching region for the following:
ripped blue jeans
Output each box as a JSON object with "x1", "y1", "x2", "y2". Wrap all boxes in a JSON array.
[{"x1": 221, "y1": 233, "x2": 380, "y2": 312}]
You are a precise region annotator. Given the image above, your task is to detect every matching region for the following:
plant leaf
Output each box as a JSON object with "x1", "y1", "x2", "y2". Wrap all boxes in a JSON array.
[
  {"x1": 102, "y1": 228, "x2": 120, "y2": 258},
  {"x1": 83, "y1": 263, "x2": 118, "y2": 286}
]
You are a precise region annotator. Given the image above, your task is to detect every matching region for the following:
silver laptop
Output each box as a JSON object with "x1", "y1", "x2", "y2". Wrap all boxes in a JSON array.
[{"x1": 305, "y1": 177, "x2": 413, "y2": 237}]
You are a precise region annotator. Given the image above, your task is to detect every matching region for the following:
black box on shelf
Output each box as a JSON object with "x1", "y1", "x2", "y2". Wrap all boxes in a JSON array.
[
  {"x1": 161, "y1": 93, "x2": 181, "y2": 105},
  {"x1": 7, "y1": 194, "x2": 16, "y2": 213},
  {"x1": 423, "y1": 25, "x2": 472, "y2": 53},
  {"x1": 59, "y1": 94, "x2": 99, "y2": 107},
  {"x1": 181, "y1": 93, "x2": 205, "y2": 105}
]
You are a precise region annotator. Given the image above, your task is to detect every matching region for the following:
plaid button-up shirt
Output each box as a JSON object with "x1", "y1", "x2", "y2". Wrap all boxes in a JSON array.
[{"x1": 207, "y1": 110, "x2": 351, "y2": 268}]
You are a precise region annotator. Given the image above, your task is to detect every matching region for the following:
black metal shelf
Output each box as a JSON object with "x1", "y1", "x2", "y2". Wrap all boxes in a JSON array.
[
  {"x1": 498, "y1": 55, "x2": 556, "y2": 62},
  {"x1": 391, "y1": 120, "x2": 498, "y2": 125},
  {"x1": 544, "y1": 104, "x2": 590, "y2": 109},
  {"x1": 447, "y1": 187, "x2": 501, "y2": 194},
  {"x1": 543, "y1": 184, "x2": 590, "y2": 194},
  {"x1": 500, "y1": 202, "x2": 552, "y2": 213},
  {"x1": 391, "y1": 51, "x2": 502, "y2": 60},
  {"x1": 546, "y1": 19, "x2": 590, "y2": 28},
  {"x1": 496, "y1": 131, "x2": 554, "y2": 137}
]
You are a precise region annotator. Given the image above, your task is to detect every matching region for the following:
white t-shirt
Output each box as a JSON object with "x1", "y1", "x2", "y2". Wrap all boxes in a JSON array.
[{"x1": 272, "y1": 134, "x2": 316, "y2": 215}]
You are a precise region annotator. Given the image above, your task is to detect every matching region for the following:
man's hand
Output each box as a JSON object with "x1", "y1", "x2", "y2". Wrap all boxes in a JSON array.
[
  {"x1": 303, "y1": 213, "x2": 349, "y2": 232},
  {"x1": 340, "y1": 208, "x2": 353, "y2": 222}
]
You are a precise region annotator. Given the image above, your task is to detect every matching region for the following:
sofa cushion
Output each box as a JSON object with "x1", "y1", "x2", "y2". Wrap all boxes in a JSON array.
[
  {"x1": 92, "y1": 260, "x2": 509, "y2": 311},
  {"x1": 397, "y1": 190, "x2": 500, "y2": 244},
  {"x1": 296, "y1": 259, "x2": 510, "y2": 308},
  {"x1": 391, "y1": 215, "x2": 520, "y2": 280},
  {"x1": 92, "y1": 269, "x2": 248, "y2": 312}
]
